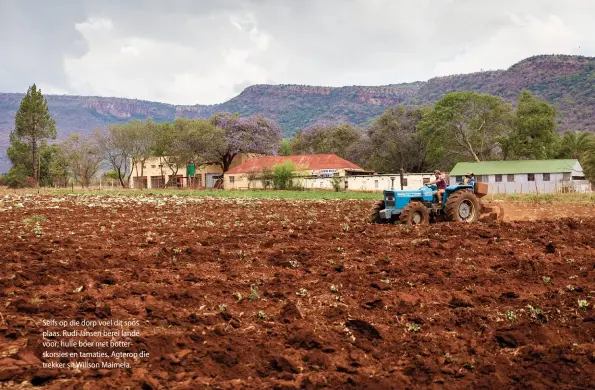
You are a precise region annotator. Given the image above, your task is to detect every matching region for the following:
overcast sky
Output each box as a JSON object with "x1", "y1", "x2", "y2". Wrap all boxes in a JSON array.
[{"x1": 1, "y1": 0, "x2": 594, "y2": 105}]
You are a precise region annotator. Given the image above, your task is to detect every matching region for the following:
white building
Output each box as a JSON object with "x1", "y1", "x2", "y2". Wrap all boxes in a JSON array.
[{"x1": 449, "y1": 159, "x2": 591, "y2": 194}]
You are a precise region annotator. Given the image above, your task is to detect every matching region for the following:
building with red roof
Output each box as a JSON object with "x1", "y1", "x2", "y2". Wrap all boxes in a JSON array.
[{"x1": 224, "y1": 154, "x2": 370, "y2": 189}]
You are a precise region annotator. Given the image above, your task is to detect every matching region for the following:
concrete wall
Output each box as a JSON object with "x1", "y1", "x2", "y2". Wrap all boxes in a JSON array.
[
  {"x1": 224, "y1": 172, "x2": 436, "y2": 192},
  {"x1": 346, "y1": 174, "x2": 435, "y2": 192},
  {"x1": 448, "y1": 172, "x2": 592, "y2": 193}
]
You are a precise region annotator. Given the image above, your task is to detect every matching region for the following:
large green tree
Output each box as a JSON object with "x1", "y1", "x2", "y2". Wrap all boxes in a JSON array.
[
  {"x1": 365, "y1": 105, "x2": 428, "y2": 173},
  {"x1": 5, "y1": 132, "x2": 63, "y2": 187},
  {"x1": 419, "y1": 91, "x2": 513, "y2": 168},
  {"x1": 12, "y1": 84, "x2": 57, "y2": 184},
  {"x1": 503, "y1": 90, "x2": 558, "y2": 160},
  {"x1": 161, "y1": 118, "x2": 225, "y2": 185}
]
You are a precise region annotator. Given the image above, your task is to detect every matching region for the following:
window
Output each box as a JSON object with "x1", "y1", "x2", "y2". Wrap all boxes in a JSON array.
[
  {"x1": 528, "y1": 174, "x2": 535, "y2": 182},
  {"x1": 455, "y1": 176, "x2": 462, "y2": 182},
  {"x1": 402, "y1": 178, "x2": 408, "y2": 186},
  {"x1": 375, "y1": 180, "x2": 379, "y2": 188},
  {"x1": 542, "y1": 173, "x2": 550, "y2": 181},
  {"x1": 229, "y1": 176, "x2": 235, "y2": 183},
  {"x1": 422, "y1": 178, "x2": 430, "y2": 185},
  {"x1": 151, "y1": 165, "x2": 156, "y2": 169},
  {"x1": 495, "y1": 174, "x2": 502, "y2": 182},
  {"x1": 563, "y1": 173, "x2": 571, "y2": 181},
  {"x1": 507, "y1": 174, "x2": 515, "y2": 182}
]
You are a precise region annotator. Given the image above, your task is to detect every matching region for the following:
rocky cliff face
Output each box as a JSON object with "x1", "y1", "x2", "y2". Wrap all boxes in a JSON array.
[{"x1": 1, "y1": 54, "x2": 594, "y2": 172}]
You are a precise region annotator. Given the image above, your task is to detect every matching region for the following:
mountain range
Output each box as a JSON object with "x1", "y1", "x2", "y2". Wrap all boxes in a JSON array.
[{"x1": 1, "y1": 54, "x2": 595, "y2": 173}]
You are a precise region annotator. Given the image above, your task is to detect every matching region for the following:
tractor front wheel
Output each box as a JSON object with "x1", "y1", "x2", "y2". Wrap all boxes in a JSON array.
[
  {"x1": 445, "y1": 191, "x2": 480, "y2": 223},
  {"x1": 399, "y1": 202, "x2": 430, "y2": 225},
  {"x1": 370, "y1": 200, "x2": 388, "y2": 224}
]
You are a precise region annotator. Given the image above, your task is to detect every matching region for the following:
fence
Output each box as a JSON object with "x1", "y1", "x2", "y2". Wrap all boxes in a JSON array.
[{"x1": 485, "y1": 180, "x2": 593, "y2": 195}]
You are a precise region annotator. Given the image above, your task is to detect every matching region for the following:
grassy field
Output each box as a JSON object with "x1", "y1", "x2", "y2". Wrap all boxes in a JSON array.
[{"x1": 1, "y1": 186, "x2": 594, "y2": 203}]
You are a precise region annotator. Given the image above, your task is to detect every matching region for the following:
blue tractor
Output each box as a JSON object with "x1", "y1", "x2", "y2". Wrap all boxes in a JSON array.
[{"x1": 370, "y1": 182, "x2": 503, "y2": 225}]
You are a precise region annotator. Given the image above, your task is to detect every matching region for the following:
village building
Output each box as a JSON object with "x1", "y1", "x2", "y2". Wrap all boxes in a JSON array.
[
  {"x1": 129, "y1": 153, "x2": 259, "y2": 189},
  {"x1": 224, "y1": 154, "x2": 437, "y2": 191},
  {"x1": 448, "y1": 159, "x2": 591, "y2": 193},
  {"x1": 223, "y1": 154, "x2": 370, "y2": 190}
]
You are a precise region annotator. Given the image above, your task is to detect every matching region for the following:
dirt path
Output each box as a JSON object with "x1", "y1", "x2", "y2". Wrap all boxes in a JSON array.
[{"x1": 0, "y1": 195, "x2": 593, "y2": 389}]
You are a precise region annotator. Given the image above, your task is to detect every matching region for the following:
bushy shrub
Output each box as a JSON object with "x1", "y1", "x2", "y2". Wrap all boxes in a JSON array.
[
  {"x1": 261, "y1": 167, "x2": 274, "y2": 189},
  {"x1": 272, "y1": 162, "x2": 295, "y2": 190},
  {"x1": 4, "y1": 165, "x2": 34, "y2": 188},
  {"x1": 330, "y1": 175, "x2": 343, "y2": 192}
]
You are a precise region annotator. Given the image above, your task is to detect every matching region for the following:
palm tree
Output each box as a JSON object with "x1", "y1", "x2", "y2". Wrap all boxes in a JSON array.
[
  {"x1": 557, "y1": 130, "x2": 592, "y2": 159},
  {"x1": 580, "y1": 135, "x2": 595, "y2": 182}
]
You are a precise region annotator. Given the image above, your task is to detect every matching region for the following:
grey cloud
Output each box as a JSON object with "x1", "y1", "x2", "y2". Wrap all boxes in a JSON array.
[
  {"x1": 0, "y1": 0, "x2": 88, "y2": 92},
  {"x1": 0, "y1": 0, "x2": 594, "y2": 102}
]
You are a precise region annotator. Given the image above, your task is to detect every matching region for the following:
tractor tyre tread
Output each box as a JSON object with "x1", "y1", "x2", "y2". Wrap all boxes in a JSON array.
[
  {"x1": 399, "y1": 202, "x2": 430, "y2": 225},
  {"x1": 370, "y1": 200, "x2": 387, "y2": 224},
  {"x1": 445, "y1": 191, "x2": 481, "y2": 223}
]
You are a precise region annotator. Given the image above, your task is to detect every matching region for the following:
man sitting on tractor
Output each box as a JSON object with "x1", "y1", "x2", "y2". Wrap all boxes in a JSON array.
[
  {"x1": 428, "y1": 170, "x2": 447, "y2": 204},
  {"x1": 463, "y1": 172, "x2": 475, "y2": 186}
]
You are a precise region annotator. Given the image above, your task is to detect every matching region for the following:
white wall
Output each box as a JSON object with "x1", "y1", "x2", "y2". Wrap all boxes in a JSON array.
[
  {"x1": 298, "y1": 174, "x2": 435, "y2": 192},
  {"x1": 448, "y1": 173, "x2": 592, "y2": 193}
]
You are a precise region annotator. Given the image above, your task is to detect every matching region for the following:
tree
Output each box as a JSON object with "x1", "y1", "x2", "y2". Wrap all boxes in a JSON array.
[
  {"x1": 94, "y1": 125, "x2": 133, "y2": 188},
  {"x1": 419, "y1": 91, "x2": 513, "y2": 168},
  {"x1": 12, "y1": 84, "x2": 57, "y2": 185},
  {"x1": 128, "y1": 119, "x2": 156, "y2": 181},
  {"x1": 60, "y1": 133, "x2": 102, "y2": 187},
  {"x1": 290, "y1": 122, "x2": 362, "y2": 161},
  {"x1": 557, "y1": 130, "x2": 595, "y2": 182},
  {"x1": 161, "y1": 118, "x2": 224, "y2": 186},
  {"x1": 580, "y1": 136, "x2": 595, "y2": 182},
  {"x1": 504, "y1": 90, "x2": 558, "y2": 160},
  {"x1": 272, "y1": 162, "x2": 296, "y2": 190},
  {"x1": 210, "y1": 113, "x2": 282, "y2": 172},
  {"x1": 39, "y1": 144, "x2": 68, "y2": 187},
  {"x1": 278, "y1": 138, "x2": 293, "y2": 156},
  {"x1": 5, "y1": 132, "x2": 32, "y2": 187},
  {"x1": 556, "y1": 130, "x2": 593, "y2": 159},
  {"x1": 5, "y1": 132, "x2": 63, "y2": 188},
  {"x1": 365, "y1": 105, "x2": 428, "y2": 173}
]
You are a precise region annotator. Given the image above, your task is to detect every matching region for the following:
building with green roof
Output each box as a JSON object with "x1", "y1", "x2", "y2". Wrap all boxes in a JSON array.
[{"x1": 448, "y1": 159, "x2": 590, "y2": 194}]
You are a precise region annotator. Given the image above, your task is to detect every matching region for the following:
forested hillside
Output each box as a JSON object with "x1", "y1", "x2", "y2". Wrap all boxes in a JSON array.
[{"x1": 1, "y1": 54, "x2": 594, "y2": 172}]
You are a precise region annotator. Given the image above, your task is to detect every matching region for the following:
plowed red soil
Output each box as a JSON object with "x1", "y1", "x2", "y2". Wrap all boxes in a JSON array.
[{"x1": 0, "y1": 194, "x2": 594, "y2": 389}]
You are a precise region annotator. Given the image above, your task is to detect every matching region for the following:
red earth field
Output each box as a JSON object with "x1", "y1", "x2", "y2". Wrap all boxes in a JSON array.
[{"x1": 0, "y1": 194, "x2": 594, "y2": 389}]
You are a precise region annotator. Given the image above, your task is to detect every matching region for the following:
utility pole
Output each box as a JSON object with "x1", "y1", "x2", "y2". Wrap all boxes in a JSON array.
[{"x1": 400, "y1": 168, "x2": 405, "y2": 190}]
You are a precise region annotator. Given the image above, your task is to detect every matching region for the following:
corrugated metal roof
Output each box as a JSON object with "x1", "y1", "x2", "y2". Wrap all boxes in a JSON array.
[
  {"x1": 449, "y1": 159, "x2": 579, "y2": 176},
  {"x1": 226, "y1": 154, "x2": 363, "y2": 174}
]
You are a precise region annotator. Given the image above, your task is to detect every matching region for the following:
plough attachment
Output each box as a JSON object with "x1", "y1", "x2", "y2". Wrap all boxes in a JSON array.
[{"x1": 479, "y1": 201, "x2": 505, "y2": 222}]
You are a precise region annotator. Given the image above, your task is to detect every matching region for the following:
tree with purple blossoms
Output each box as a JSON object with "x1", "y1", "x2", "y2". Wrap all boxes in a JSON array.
[{"x1": 209, "y1": 112, "x2": 282, "y2": 172}]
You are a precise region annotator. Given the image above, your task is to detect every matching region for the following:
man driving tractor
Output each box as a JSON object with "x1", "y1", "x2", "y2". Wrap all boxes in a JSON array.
[{"x1": 428, "y1": 170, "x2": 447, "y2": 204}]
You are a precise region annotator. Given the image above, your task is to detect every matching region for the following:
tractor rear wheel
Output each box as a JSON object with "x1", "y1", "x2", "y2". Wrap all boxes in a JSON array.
[
  {"x1": 399, "y1": 202, "x2": 430, "y2": 225},
  {"x1": 370, "y1": 200, "x2": 388, "y2": 224},
  {"x1": 445, "y1": 191, "x2": 480, "y2": 223}
]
